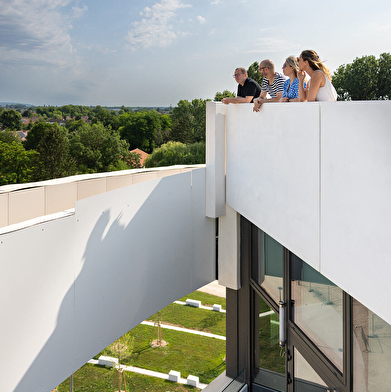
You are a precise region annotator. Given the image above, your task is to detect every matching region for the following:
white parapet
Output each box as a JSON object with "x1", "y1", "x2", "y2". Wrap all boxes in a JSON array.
[
  {"x1": 213, "y1": 304, "x2": 222, "y2": 312},
  {"x1": 168, "y1": 370, "x2": 181, "y2": 382}
]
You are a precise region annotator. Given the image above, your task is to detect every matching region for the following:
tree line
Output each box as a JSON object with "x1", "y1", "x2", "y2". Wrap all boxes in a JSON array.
[{"x1": 0, "y1": 101, "x2": 209, "y2": 185}]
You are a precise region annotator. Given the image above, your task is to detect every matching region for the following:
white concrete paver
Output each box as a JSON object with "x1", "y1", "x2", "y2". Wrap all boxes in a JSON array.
[
  {"x1": 86, "y1": 360, "x2": 208, "y2": 389},
  {"x1": 141, "y1": 321, "x2": 226, "y2": 340}
]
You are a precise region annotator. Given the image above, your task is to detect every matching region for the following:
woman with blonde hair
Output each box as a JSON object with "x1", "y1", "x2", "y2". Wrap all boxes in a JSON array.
[
  {"x1": 297, "y1": 50, "x2": 337, "y2": 101},
  {"x1": 280, "y1": 55, "x2": 305, "y2": 102}
]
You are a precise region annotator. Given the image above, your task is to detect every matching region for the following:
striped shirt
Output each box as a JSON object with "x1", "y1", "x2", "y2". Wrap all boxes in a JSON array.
[{"x1": 261, "y1": 72, "x2": 286, "y2": 98}]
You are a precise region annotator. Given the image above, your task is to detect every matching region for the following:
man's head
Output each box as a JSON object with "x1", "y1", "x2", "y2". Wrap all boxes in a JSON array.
[
  {"x1": 259, "y1": 60, "x2": 275, "y2": 78},
  {"x1": 234, "y1": 67, "x2": 248, "y2": 86}
]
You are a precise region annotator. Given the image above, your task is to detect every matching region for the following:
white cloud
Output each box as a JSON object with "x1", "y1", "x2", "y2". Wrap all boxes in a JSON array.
[
  {"x1": 248, "y1": 38, "x2": 299, "y2": 53},
  {"x1": 0, "y1": 0, "x2": 85, "y2": 70},
  {"x1": 197, "y1": 15, "x2": 206, "y2": 24},
  {"x1": 211, "y1": 0, "x2": 222, "y2": 4},
  {"x1": 72, "y1": 4, "x2": 88, "y2": 19},
  {"x1": 125, "y1": 0, "x2": 192, "y2": 50}
]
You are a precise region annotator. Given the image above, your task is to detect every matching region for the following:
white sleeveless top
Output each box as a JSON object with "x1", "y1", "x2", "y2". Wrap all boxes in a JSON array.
[{"x1": 314, "y1": 70, "x2": 337, "y2": 101}]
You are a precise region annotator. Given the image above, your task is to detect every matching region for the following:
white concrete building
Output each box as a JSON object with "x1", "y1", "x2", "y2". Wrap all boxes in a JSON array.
[{"x1": 1, "y1": 101, "x2": 391, "y2": 392}]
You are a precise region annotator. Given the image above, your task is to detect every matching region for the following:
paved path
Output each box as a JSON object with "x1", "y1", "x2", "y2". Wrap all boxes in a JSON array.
[
  {"x1": 197, "y1": 280, "x2": 226, "y2": 297},
  {"x1": 141, "y1": 320, "x2": 226, "y2": 340}
]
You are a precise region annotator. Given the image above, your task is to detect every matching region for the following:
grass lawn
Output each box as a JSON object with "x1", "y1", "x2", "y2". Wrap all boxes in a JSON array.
[
  {"x1": 57, "y1": 363, "x2": 198, "y2": 392},
  {"x1": 57, "y1": 290, "x2": 226, "y2": 390},
  {"x1": 98, "y1": 324, "x2": 226, "y2": 384},
  {"x1": 178, "y1": 291, "x2": 226, "y2": 309},
  {"x1": 147, "y1": 303, "x2": 226, "y2": 336}
]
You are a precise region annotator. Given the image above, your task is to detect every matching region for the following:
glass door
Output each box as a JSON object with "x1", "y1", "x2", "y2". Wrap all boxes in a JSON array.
[{"x1": 250, "y1": 224, "x2": 349, "y2": 392}]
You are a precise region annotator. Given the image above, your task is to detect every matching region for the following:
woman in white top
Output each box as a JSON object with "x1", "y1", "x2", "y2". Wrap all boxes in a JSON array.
[{"x1": 297, "y1": 50, "x2": 337, "y2": 102}]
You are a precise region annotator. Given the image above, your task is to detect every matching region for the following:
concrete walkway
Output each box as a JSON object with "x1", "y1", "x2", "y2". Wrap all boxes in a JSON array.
[
  {"x1": 197, "y1": 280, "x2": 226, "y2": 298},
  {"x1": 141, "y1": 320, "x2": 226, "y2": 340}
]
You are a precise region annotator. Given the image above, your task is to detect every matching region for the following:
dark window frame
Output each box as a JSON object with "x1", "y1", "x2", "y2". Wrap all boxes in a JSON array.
[{"x1": 247, "y1": 219, "x2": 352, "y2": 392}]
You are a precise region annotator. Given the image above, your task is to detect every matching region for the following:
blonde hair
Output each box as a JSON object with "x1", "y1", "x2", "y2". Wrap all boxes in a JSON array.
[
  {"x1": 285, "y1": 55, "x2": 299, "y2": 77},
  {"x1": 300, "y1": 50, "x2": 332, "y2": 81}
]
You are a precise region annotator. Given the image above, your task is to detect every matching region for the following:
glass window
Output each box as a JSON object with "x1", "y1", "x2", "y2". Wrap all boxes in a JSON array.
[
  {"x1": 291, "y1": 254, "x2": 343, "y2": 372},
  {"x1": 294, "y1": 348, "x2": 329, "y2": 392},
  {"x1": 252, "y1": 228, "x2": 284, "y2": 304},
  {"x1": 254, "y1": 296, "x2": 285, "y2": 391},
  {"x1": 353, "y1": 298, "x2": 391, "y2": 392}
]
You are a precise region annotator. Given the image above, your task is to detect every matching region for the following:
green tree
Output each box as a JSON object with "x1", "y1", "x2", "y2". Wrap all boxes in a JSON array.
[
  {"x1": 214, "y1": 90, "x2": 236, "y2": 102},
  {"x1": 332, "y1": 53, "x2": 391, "y2": 100},
  {"x1": 0, "y1": 141, "x2": 39, "y2": 185},
  {"x1": 377, "y1": 52, "x2": 391, "y2": 99},
  {"x1": 25, "y1": 122, "x2": 73, "y2": 180},
  {"x1": 0, "y1": 109, "x2": 23, "y2": 130},
  {"x1": 192, "y1": 98, "x2": 208, "y2": 143},
  {"x1": 154, "y1": 113, "x2": 172, "y2": 146},
  {"x1": 144, "y1": 141, "x2": 205, "y2": 168},
  {"x1": 170, "y1": 99, "x2": 208, "y2": 144},
  {"x1": 247, "y1": 61, "x2": 263, "y2": 86},
  {"x1": 119, "y1": 111, "x2": 162, "y2": 153},
  {"x1": 68, "y1": 122, "x2": 131, "y2": 173},
  {"x1": 0, "y1": 130, "x2": 22, "y2": 144}
]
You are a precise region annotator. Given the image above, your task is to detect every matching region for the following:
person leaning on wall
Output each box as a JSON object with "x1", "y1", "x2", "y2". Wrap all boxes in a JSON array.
[
  {"x1": 280, "y1": 55, "x2": 306, "y2": 102},
  {"x1": 297, "y1": 50, "x2": 337, "y2": 101},
  {"x1": 222, "y1": 67, "x2": 262, "y2": 104},
  {"x1": 253, "y1": 59, "x2": 286, "y2": 112}
]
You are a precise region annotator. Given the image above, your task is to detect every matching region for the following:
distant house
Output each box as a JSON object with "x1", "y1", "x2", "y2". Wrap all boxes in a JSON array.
[
  {"x1": 130, "y1": 148, "x2": 149, "y2": 167},
  {"x1": 17, "y1": 131, "x2": 28, "y2": 141}
]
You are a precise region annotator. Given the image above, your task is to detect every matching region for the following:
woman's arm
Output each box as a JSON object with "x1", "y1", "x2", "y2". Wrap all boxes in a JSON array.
[
  {"x1": 304, "y1": 71, "x2": 325, "y2": 102},
  {"x1": 298, "y1": 71, "x2": 308, "y2": 102}
]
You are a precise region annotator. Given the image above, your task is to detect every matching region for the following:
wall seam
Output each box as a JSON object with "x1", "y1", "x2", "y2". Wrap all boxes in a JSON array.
[{"x1": 319, "y1": 104, "x2": 322, "y2": 273}]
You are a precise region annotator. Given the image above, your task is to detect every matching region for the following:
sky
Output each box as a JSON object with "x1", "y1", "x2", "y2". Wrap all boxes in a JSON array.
[{"x1": 0, "y1": 0, "x2": 390, "y2": 107}]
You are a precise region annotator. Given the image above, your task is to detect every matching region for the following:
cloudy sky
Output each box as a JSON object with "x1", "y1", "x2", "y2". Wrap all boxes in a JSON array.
[{"x1": 1, "y1": 0, "x2": 390, "y2": 107}]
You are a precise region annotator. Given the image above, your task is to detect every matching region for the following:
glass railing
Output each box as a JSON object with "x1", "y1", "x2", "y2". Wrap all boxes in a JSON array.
[{"x1": 222, "y1": 369, "x2": 246, "y2": 392}]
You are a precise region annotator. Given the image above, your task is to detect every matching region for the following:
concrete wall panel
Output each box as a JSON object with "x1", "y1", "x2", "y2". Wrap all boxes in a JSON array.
[
  {"x1": 46, "y1": 182, "x2": 78, "y2": 214},
  {"x1": 0, "y1": 216, "x2": 75, "y2": 392},
  {"x1": 321, "y1": 101, "x2": 391, "y2": 322},
  {"x1": 0, "y1": 193, "x2": 8, "y2": 227},
  {"x1": 225, "y1": 103, "x2": 321, "y2": 270},
  {"x1": 106, "y1": 174, "x2": 133, "y2": 191},
  {"x1": 9, "y1": 187, "x2": 45, "y2": 225},
  {"x1": 77, "y1": 178, "x2": 107, "y2": 200},
  {"x1": 0, "y1": 168, "x2": 214, "y2": 391}
]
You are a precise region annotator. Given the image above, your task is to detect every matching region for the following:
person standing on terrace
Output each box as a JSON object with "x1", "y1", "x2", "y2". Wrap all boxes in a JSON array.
[
  {"x1": 253, "y1": 59, "x2": 286, "y2": 111},
  {"x1": 222, "y1": 67, "x2": 262, "y2": 104},
  {"x1": 297, "y1": 50, "x2": 337, "y2": 101},
  {"x1": 280, "y1": 56, "x2": 305, "y2": 102}
]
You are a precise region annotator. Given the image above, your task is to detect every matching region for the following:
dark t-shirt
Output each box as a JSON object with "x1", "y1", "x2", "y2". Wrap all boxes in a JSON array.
[{"x1": 237, "y1": 77, "x2": 262, "y2": 103}]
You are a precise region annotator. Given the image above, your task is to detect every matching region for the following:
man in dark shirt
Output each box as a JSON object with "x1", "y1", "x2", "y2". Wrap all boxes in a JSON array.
[{"x1": 222, "y1": 67, "x2": 262, "y2": 104}]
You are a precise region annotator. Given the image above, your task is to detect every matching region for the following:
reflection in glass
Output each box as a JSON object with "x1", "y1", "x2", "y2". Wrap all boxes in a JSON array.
[
  {"x1": 252, "y1": 228, "x2": 284, "y2": 304},
  {"x1": 291, "y1": 254, "x2": 343, "y2": 372},
  {"x1": 294, "y1": 348, "x2": 328, "y2": 392},
  {"x1": 254, "y1": 296, "x2": 285, "y2": 391},
  {"x1": 353, "y1": 299, "x2": 391, "y2": 392}
]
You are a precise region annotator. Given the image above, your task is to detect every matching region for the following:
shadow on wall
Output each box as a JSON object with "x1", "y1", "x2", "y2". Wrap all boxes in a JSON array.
[{"x1": 14, "y1": 170, "x2": 214, "y2": 392}]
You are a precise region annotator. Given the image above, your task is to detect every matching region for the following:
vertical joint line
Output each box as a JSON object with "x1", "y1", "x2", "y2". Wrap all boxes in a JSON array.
[{"x1": 319, "y1": 105, "x2": 322, "y2": 272}]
